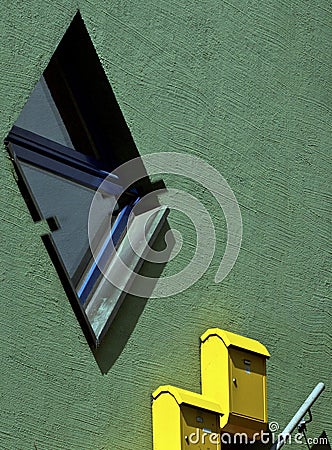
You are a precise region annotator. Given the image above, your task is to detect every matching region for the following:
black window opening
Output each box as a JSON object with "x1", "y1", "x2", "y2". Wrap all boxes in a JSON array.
[{"x1": 5, "y1": 12, "x2": 168, "y2": 347}]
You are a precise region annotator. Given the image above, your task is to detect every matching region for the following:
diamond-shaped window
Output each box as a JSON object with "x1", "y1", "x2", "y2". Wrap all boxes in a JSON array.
[{"x1": 5, "y1": 12, "x2": 167, "y2": 347}]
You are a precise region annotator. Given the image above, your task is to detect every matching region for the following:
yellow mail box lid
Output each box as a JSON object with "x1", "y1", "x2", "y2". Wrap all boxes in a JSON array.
[
  {"x1": 152, "y1": 385, "x2": 224, "y2": 415},
  {"x1": 200, "y1": 328, "x2": 270, "y2": 358}
]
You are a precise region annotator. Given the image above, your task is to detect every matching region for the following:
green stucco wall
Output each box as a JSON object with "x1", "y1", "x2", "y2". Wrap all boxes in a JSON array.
[{"x1": 0, "y1": 1, "x2": 331, "y2": 449}]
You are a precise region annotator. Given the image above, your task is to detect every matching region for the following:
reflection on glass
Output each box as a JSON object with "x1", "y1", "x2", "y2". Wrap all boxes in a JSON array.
[
  {"x1": 15, "y1": 77, "x2": 75, "y2": 150},
  {"x1": 85, "y1": 206, "x2": 168, "y2": 341},
  {"x1": 20, "y1": 161, "x2": 119, "y2": 288}
]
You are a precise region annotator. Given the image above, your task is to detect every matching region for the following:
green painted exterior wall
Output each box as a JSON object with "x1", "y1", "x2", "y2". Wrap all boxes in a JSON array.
[{"x1": 0, "y1": 1, "x2": 331, "y2": 449}]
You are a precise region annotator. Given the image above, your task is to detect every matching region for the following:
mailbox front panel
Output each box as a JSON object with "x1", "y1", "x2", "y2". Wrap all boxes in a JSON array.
[
  {"x1": 229, "y1": 348, "x2": 266, "y2": 421},
  {"x1": 181, "y1": 405, "x2": 220, "y2": 449}
]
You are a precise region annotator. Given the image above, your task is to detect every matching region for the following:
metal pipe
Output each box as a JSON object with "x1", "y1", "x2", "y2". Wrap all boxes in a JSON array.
[{"x1": 270, "y1": 382, "x2": 325, "y2": 450}]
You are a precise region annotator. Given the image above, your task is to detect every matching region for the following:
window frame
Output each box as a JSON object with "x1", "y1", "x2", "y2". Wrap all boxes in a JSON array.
[
  {"x1": 6, "y1": 126, "x2": 168, "y2": 347},
  {"x1": 4, "y1": 12, "x2": 169, "y2": 348}
]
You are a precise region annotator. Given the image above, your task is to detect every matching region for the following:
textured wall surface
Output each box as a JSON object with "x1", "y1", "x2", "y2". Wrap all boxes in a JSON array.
[{"x1": 0, "y1": 1, "x2": 331, "y2": 449}]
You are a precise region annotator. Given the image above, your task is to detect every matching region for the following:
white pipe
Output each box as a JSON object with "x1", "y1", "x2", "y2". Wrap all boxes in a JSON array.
[{"x1": 270, "y1": 382, "x2": 325, "y2": 450}]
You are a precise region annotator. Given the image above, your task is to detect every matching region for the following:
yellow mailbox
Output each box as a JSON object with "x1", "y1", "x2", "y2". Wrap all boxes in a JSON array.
[
  {"x1": 200, "y1": 328, "x2": 270, "y2": 437},
  {"x1": 152, "y1": 385, "x2": 223, "y2": 449}
]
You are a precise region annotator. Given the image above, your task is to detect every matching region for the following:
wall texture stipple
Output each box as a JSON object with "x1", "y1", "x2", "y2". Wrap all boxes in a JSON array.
[{"x1": 0, "y1": 1, "x2": 331, "y2": 449}]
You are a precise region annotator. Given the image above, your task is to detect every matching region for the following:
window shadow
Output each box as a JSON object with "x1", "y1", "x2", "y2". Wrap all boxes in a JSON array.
[{"x1": 93, "y1": 220, "x2": 174, "y2": 374}]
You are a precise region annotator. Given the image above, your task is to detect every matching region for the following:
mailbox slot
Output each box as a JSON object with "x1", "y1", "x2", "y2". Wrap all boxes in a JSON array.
[{"x1": 181, "y1": 405, "x2": 220, "y2": 449}]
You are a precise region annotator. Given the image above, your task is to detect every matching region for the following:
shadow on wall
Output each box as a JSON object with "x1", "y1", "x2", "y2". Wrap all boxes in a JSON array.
[
  {"x1": 310, "y1": 431, "x2": 331, "y2": 450},
  {"x1": 93, "y1": 220, "x2": 174, "y2": 374}
]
